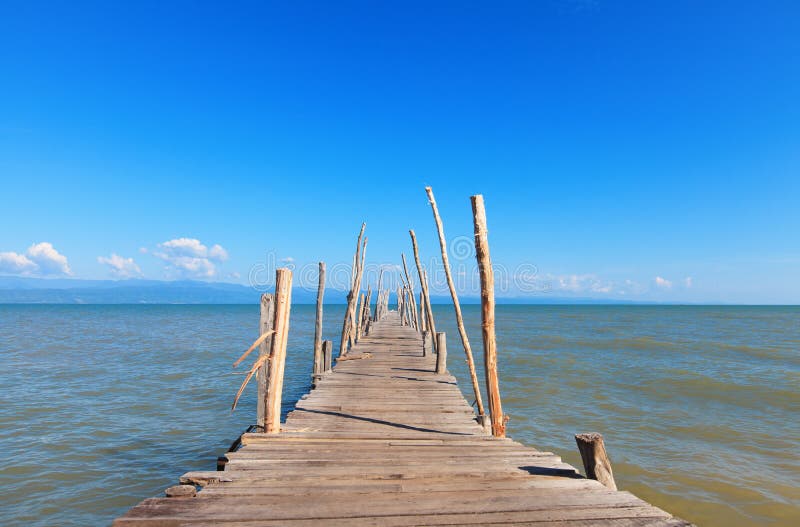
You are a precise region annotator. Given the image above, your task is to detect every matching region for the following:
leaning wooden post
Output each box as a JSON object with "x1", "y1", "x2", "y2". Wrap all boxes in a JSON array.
[
  {"x1": 419, "y1": 291, "x2": 427, "y2": 333},
  {"x1": 355, "y1": 292, "x2": 366, "y2": 343},
  {"x1": 256, "y1": 293, "x2": 275, "y2": 430},
  {"x1": 425, "y1": 186, "x2": 487, "y2": 424},
  {"x1": 575, "y1": 433, "x2": 618, "y2": 490},
  {"x1": 435, "y1": 332, "x2": 447, "y2": 374},
  {"x1": 347, "y1": 237, "x2": 368, "y2": 350},
  {"x1": 471, "y1": 194, "x2": 505, "y2": 438},
  {"x1": 264, "y1": 268, "x2": 293, "y2": 434},
  {"x1": 401, "y1": 253, "x2": 419, "y2": 330},
  {"x1": 374, "y1": 269, "x2": 384, "y2": 321},
  {"x1": 339, "y1": 224, "x2": 366, "y2": 357},
  {"x1": 410, "y1": 230, "x2": 437, "y2": 352},
  {"x1": 313, "y1": 262, "x2": 325, "y2": 377},
  {"x1": 323, "y1": 340, "x2": 333, "y2": 372}
]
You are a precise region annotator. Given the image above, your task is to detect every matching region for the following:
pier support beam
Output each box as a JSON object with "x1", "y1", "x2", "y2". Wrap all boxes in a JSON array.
[
  {"x1": 435, "y1": 332, "x2": 447, "y2": 374},
  {"x1": 472, "y1": 194, "x2": 506, "y2": 438},
  {"x1": 256, "y1": 294, "x2": 275, "y2": 430},
  {"x1": 265, "y1": 268, "x2": 293, "y2": 434},
  {"x1": 575, "y1": 432, "x2": 618, "y2": 490}
]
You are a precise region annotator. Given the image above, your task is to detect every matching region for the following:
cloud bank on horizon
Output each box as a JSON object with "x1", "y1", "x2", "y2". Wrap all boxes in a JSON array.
[{"x1": 0, "y1": 238, "x2": 698, "y2": 301}]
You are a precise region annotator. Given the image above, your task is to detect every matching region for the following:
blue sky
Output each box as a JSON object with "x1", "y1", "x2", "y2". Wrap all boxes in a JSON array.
[{"x1": 1, "y1": 1, "x2": 798, "y2": 303}]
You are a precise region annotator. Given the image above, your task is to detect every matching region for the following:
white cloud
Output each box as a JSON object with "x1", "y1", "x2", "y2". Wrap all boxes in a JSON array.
[
  {"x1": 153, "y1": 238, "x2": 228, "y2": 278},
  {"x1": 551, "y1": 274, "x2": 612, "y2": 294},
  {"x1": 139, "y1": 247, "x2": 149, "y2": 254},
  {"x1": 0, "y1": 252, "x2": 37, "y2": 275},
  {"x1": 655, "y1": 276, "x2": 673, "y2": 289},
  {"x1": 280, "y1": 256, "x2": 295, "y2": 263},
  {"x1": 98, "y1": 253, "x2": 143, "y2": 278},
  {"x1": 0, "y1": 242, "x2": 72, "y2": 276},
  {"x1": 684, "y1": 277, "x2": 693, "y2": 288},
  {"x1": 27, "y1": 242, "x2": 72, "y2": 275},
  {"x1": 209, "y1": 244, "x2": 229, "y2": 261}
]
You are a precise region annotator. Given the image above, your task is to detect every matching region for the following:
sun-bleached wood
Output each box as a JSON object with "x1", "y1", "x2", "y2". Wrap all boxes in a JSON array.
[
  {"x1": 425, "y1": 186, "x2": 486, "y2": 423},
  {"x1": 322, "y1": 340, "x2": 333, "y2": 372},
  {"x1": 575, "y1": 433, "x2": 618, "y2": 491},
  {"x1": 435, "y1": 331, "x2": 448, "y2": 374},
  {"x1": 471, "y1": 194, "x2": 505, "y2": 438},
  {"x1": 264, "y1": 268, "x2": 293, "y2": 434},
  {"x1": 313, "y1": 263, "x2": 325, "y2": 376},
  {"x1": 339, "y1": 224, "x2": 365, "y2": 357},
  {"x1": 410, "y1": 230, "x2": 437, "y2": 352},
  {"x1": 116, "y1": 311, "x2": 687, "y2": 527},
  {"x1": 401, "y1": 253, "x2": 419, "y2": 331},
  {"x1": 256, "y1": 294, "x2": 275, "y2": 430}
]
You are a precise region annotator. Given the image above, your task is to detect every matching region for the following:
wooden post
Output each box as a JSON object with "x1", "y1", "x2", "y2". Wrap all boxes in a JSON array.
[
  {"x1": 421, "y1": 329, "x2": 429, "y2": 356},
  {"x1": 575, "y1": 433, "x2": 617, "y2": 490},
  {"x1": 425, "y1": 186, "x2": 487, "y2": 423},
  {"x1": 264, "y1": 268, "x2": 293, "y2": 434},
  {"x1": 339, "y1": 224, "x2": 365, "y2": 357},
  {"x1": 347, "y1": 237, "x2": 368, "y2": 349},
  {"x1": 471, "y1": 194, "x2": 505, "y2": 438},
  {"x1": 419, "y1": 291, "x2": 426, "y2": 333},
  {"x1": 323, "y1": 340, "x2": 333, "y2": 372},
  {"x1": 409, "y1": 230, "x2": 437, "y2": 352},
  {"x1": 435, "y1": 331, "x2": 447, "y2": 374},
  {"x1": 256, "y1": 293, "x2": 275, "y2": 430},
  {"x1": 397, "y1": 286, "x2": 405, "y2": 325},
  {"x1": 313, "y1": 262, "x2": 325, "y2": 377},
  {"x1": 401, "y1": 253, "x2": 419, "y2": 331},
  {"x1": 355, "y1": 292, "x2": 366, "y2": 343},
  {"x1": 374, "y1": 269, "x2": 384, "y2": 321}
]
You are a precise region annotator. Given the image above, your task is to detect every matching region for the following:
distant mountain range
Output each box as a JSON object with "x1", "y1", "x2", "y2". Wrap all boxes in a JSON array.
[
  {"x1": 0, "y1": 277, "x2": 332, "y2": 304},
  {"x1": 0, "y1": 276, "x2": 650, "y2": 305}
]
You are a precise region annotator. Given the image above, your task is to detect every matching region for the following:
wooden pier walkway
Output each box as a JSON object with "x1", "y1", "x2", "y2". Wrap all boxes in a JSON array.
[{"x1": 114, "y1": 311, "x2": 689, "y2": 527}]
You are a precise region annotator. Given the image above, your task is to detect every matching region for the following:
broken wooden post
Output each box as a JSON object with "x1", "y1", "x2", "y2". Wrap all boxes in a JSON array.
[
  {"x1": 256, "y1": 293, "x2": 275, "y2": 430},
  {"x1": 425, "y1": 186, "x2": 487, "y2": 425},
  {"x1": 575, "y1": 433, "x2": 618, "y2": 490},
  {"x1": 313, "y1": 262, "x2": 325, "y2": 377},
  {"x1": 471, "y1": 194, "x2": 505, "y2": 438},
  {"x1": 265, "y1": 268, "x2": 293, "y2": 434},
  {"x1": 322, "y1": 340, "x2": 333, "y2": 372},
  {"x1": 410, "y1": 230, "x2": 437, "y2": 352},
  {"x1": 435, "y1": 331, "x2": 447, "y2": 374}
]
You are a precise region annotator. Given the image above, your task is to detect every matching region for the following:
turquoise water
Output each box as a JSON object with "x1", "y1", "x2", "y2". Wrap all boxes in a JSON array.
[{"x1": 0, "y1": 304, "x2": 798, "y2": 526}]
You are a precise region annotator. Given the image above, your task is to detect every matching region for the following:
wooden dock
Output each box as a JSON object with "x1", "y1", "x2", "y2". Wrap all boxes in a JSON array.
[{"x1": 114, "y1": 311, "x2": 690, "y2": 527}]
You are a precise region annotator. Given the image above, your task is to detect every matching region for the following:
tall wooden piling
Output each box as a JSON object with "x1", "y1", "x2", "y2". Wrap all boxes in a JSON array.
[
  {"x1": 339, "y1": 225, "x2": 366, "y2": 356},
  {"x1": 256, "y1": 293, "x2": 275, "y2": 430},
  {"x1": 313, "y1": 262, "x2": 325, "y2": 377},
  {"x1": 265, "y1": 268, "x2": 293, "y2": 434},
  {"x1": 435, "y1": 331, "x2": 447, "y2": 374},
  {"x1": 374, "y1": 269, "x2": 384, "y2": 321},
  {"x1": 401, "y1": 253, "x2": 419, "y2": 331},
  {"x1": 575, "y1": 433, "x2": 618, "y2": 490},
  {"x1": 356, "y1": 292, "x2": 366, "y2": 343},
  {"x1": 425, "y1": 186, "x2": 486, "y2": 424},
  {"x1": 322, "y1": 340, "x2": 333, "y2": 372},
  {"x1": 471, "y1": 194, "x2": 505, "y2": 438},
  {"x1": 410, "y1": 230, "x2": 437, "y2": 352}
]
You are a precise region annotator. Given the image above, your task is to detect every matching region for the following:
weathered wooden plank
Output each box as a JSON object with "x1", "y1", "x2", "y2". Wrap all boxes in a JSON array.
[{"x1": 116, "y1": 310, "x2": 687, "y2": 527}]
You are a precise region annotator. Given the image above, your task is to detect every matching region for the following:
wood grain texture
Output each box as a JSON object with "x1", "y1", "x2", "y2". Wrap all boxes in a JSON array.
[
  {"x1": 425, "y1": 186, "x2": 486, "y2": 423},
  {"x1": 471, "y1": 193, "x2": 506, "y2": 438},
  {"x1": 115, "y1": 311, "x2": 688, "y2": 527}
]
